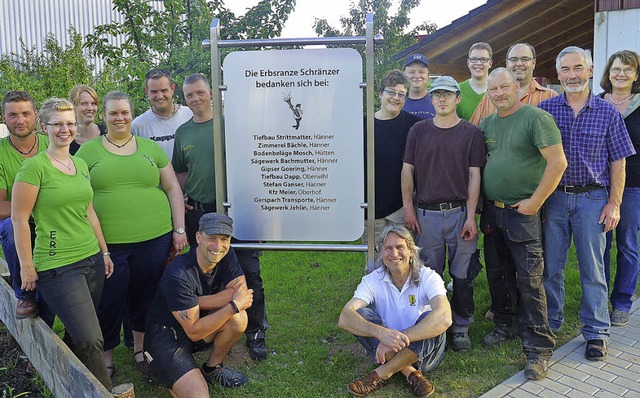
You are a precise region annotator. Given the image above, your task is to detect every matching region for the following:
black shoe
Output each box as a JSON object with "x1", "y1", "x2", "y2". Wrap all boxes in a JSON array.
[
  {"x1": 246, "y1": 331, "x2": 268, "y2": 361},
  {"x1": 524, "y1": 357, "x2": 548, "y2": 380},
  {"x1": 481, "y1": 329, "x2": 517, "y2": 349},
  {"x1": 202, "y1": 364, "x2": 248, "y2": 388}
]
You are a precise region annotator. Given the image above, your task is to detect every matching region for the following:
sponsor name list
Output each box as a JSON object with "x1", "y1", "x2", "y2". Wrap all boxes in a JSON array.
[{"x1": 250, "y1": 132, "x2": 338, "y2": 213}]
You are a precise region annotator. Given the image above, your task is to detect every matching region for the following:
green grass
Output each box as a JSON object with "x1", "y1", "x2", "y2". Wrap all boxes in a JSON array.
[{"x1": 3, "y1": 241, "x2": 638, "y2": 397}]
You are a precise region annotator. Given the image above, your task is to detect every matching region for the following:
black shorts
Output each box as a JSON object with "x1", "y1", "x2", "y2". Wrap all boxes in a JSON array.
[{"x1": 144, "y1": 323, "x2": 205, "y2": 388}]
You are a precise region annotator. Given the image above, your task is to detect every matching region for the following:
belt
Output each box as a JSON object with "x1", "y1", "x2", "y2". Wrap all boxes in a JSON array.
[
  {"x1": 186, "y1": 197, "x2": 216, "y2": 212},
  {"x1": 557, "y1": 185, "x2": 602, "y2": 194},
  {"x1": 417, "y1": 200, "x2": 466, "y2": 211},
  {"x1": 490, "y1": 200, "x2": 514, "y2": 209}
]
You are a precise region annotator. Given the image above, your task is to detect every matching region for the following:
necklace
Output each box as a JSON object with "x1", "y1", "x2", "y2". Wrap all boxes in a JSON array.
[
  {"x1": 8, "y1": 135, "x2": 37, "y2": 155},
  {"x1": 48, "y1": 152, "x2": 72, "y2": 171},
  {"x1": 152, "y1": 103, "x2": 179, "y2": 120},
  {"x1": 608, "y1": 93, "x2": 634, "y2": 105},
  {"x1": 104, "y1": 134, "x2": 134, "y2": 148}
]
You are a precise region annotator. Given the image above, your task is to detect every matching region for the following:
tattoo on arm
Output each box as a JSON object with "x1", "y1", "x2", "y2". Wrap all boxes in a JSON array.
[{"x1": 179, "y1": 310, "x2": 191, "y2": 321}]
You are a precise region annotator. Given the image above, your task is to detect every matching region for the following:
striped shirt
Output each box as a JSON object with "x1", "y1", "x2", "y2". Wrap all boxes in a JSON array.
[
  {"x1": 470, "y1": 79, "x2": 558, "y2": 126},
  {"x1": 538, "y1": 92, "x2": 635, "y2": 187}
]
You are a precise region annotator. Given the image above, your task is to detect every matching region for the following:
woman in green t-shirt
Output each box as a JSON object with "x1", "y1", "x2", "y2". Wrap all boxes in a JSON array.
[
  {"x1": 75, "y1": 91, "x2": 187, "y2": 380},
  {"x1": 12, "y1": 98, "x2": 114, "y2": 390}
]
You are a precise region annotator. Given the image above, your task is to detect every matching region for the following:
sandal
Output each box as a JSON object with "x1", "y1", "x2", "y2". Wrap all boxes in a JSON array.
[
  {"x1": 106, "y1": 363, "x2": 116, "y2": 378},
  {"x1": 585, "y1": 339, "x2": 607, "y2": 361},
  {"x1": 407, "y1": 370, "x2": 434, "y2": 397}
]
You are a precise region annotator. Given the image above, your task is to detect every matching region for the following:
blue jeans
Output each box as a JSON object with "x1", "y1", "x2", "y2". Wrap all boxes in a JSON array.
[
  {"x1": 98, "y1": 232, "x2": 172, "y2": 351},
  {"x1": 354, "y1": 306, "x2": 446, "y2": 373},
  {"x1": 37, "y1": 252, "x2": 111, "y2": 390},
  {"x1": 543, "y1": 189, "x2": 610, "y2": 341},
  {"x1": 480, "y1": 203, "x2": 555, "y2": 359},
  {"x1": 604, "y1": 187, "x2": 640, "y2": 313},
  {"x1": 0, "y1": 218, "x2": 54, "y2": 326}
]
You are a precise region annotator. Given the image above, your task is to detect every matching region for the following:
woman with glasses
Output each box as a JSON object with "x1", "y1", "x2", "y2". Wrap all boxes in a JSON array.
[
  {"x1": 599, "y1": 50, "x2": 640, "y2": 327},
  {"x1": 69, "y1": 85, "x2": 107, "y2": 155},
  {"x1": 75, "y1": 91, "x2": 187, "y2": 381},
  {"x1": 364, "y1": 69, "x2": 421, "y2": 265},
  {"x1": 11, "y1": 98, "x2": 114, "y2": 390}
]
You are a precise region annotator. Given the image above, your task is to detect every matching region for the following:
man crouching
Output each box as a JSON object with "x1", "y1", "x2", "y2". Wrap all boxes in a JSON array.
[
  {"x1": 339, "y1": 226, "x2": 451, "y2": 397},
  {"x1": 144, "y1": 213, "x2": 253, "y2": 397}
]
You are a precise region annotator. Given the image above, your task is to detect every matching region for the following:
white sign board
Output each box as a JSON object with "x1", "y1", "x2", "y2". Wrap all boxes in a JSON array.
[{"x1": 224, "y1": 48, "x2": 364, "y2": 241}]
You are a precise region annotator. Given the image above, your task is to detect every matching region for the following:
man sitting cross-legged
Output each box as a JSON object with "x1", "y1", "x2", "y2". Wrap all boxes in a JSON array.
[{"x1": 339, "y1": 225, "x2": 452, "y2": 397}]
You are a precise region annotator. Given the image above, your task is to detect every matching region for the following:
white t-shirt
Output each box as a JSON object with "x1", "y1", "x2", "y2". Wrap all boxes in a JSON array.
[
  {"x1": 0, "y1": 124, "x2": 8, "y2": 138},
  {"x1": 131, "y1": 105, "x2": 193, "y2": 160},
  {"x1": 353, "y1": 266, "x2": 446, "y2": 331}
]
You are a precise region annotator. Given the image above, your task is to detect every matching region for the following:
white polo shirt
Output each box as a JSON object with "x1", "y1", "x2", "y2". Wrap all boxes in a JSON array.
[{"x1": 353, "y1": 266, "x2": 446, "y2": 331}]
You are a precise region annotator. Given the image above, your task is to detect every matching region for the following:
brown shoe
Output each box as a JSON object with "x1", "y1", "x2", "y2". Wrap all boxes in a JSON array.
[
  {"x1": 407, "y1": 370, "x2": 434, "y2": 397},
  {"x1": 347, "y1": 370, "x2": 388, "y2": 396},
  {"x1": 16, "y1": 298, "x2": 38, "y2": 319}
]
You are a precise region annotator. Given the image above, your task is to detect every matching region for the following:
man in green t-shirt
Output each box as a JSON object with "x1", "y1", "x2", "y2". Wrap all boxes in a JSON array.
[
  {"x1": 479, "y1": 68, "x2": 567, "y2": 380},
  {"x1": 0, "y1": 91, "x2": 52, "y2": 322},
  {"x1": 457, "y1": 42, "x2": 493, "y2": 121},
  {"x1": 172, "y1": 73, "x2": 270, "y2": 361}
]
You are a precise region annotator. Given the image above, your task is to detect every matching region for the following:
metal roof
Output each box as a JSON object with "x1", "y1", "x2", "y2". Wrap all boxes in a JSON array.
[{"x1": 395, "y1": 0, "x2": 595, "y2": 82}]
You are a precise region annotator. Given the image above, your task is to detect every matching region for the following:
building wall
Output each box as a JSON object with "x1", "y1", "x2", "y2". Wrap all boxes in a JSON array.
[
  {"x1": 593, "y1": 8, "x2": 640, "y2": 94},
  {"x1": 0, "y1": 0, "x2": 163, "y2": 72}
]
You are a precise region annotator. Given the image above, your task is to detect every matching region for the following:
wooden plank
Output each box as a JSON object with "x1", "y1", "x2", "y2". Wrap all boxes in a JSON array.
[{"x1": 0, "y1": 258, "x2": 112, "y2": 398}]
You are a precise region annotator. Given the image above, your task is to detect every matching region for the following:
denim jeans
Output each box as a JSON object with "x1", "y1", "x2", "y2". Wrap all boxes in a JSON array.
[
  {"x1": 354, "y1": 306, "x2": 446, "y2": 373},
  {"x1": 603, "y1": 187, "x2": 640, "y2": 313},
  {"x1": 0, "y1": 218, "x2": 55, "y2": 326},
  {"x1": 543, "y1": 188, "x2": 610, "y2": 341},
  {"x1": 98, "y1": 232, "x2": 172, "y2": 351},
  {"x1": 480, "y1": 202, "x2": 555, "y2": 359},
  {"x1": 185, "y1": 206, "x2": 268, "y2": 335},
  {"x1": 37, "y1": 252, "x2": 111, "y2": 390}
]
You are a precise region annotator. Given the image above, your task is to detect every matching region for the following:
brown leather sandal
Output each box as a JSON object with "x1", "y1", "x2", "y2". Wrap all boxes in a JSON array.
[
  {"x1": 347, "y1": 370, "x2": 389, "y2": 396},
  {"x1": 407, "y1": 370, "x2": 434, "y2": 397}
]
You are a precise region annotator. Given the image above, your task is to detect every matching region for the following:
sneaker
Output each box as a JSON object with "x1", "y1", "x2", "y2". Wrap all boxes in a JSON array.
[
  {"x1": 480, "y1": 329, "x2": 516, "y2": 349},
  {"x1": 610, "y1": 308, "x2": 629, "y2": 326},
  {"x1": 347, "y1": 370, "x2": 388, "y2": 396},
  {"x1": 246, "y1": 332, "x2": 268, "y2": 361},
  {"x1": 407, "y1": 370, "x2": 434, "y2": 397},
  {"x1": 450, "y1": 332, "x2": 471, "y2": 352},
  {"x1": 524, "y1": 357, "x2": 548, "y2": 380},
  {"x1": 202, "y1": 364, "x2": 248, "y2": 388},
  {"x1": 136, "y1": 359, "x2": 159, "y2": 385}
]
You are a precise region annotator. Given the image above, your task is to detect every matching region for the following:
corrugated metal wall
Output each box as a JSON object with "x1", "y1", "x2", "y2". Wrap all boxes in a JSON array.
[{"x1": 0, "y1": 0, "x2": 164, "y2": 72}]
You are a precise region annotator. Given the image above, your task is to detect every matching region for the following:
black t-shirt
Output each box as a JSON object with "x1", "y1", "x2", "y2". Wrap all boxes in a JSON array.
[
  {"x1": 70, "y1": 124, "x2": 107, "y2": 155},
  {"x1": 146, "y1": 245, "x2": 244, "y2": 329},
  {"x1": 364, "y1": 110, "x2": 421, "y2": 218}
]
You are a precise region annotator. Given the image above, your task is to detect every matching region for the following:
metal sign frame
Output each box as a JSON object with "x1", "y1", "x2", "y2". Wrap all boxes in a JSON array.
[{"x1": 203, "y1": 14, "x2": 381, "y2": 265}]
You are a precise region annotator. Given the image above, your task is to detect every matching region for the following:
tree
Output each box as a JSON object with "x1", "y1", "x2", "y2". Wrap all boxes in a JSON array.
[
  {"x1": 0, "y1": 29, "x2": 94, "y2": 107},
  {"x1": 313, "y1": 0, "x2": 437, "y2": 80},
  {"x1": 85, "y1": 0, "x2": 297, "y2": 114}
]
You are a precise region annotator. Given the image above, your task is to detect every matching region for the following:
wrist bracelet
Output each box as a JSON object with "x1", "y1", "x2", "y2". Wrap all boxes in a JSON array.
[
  {"x1": 229, "y1": 300, "x2": 240, "y2": 314},
  {"x1": 103, "y1": 252, "x2": 111, "y2": 256}
]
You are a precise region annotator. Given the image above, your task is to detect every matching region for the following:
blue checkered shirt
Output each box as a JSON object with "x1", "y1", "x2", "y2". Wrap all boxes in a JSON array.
[{"x1": 539, "y1": 92, "x2": 635, "y2": 187}]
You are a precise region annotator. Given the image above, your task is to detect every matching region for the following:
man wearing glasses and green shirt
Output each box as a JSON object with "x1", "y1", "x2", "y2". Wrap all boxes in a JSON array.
[
  {"x1": 470, "y1": 43, "x2": 558, "y2": 125},
  {"x1": 457, "y1": 42, "x2": 493, "y2": 121}
]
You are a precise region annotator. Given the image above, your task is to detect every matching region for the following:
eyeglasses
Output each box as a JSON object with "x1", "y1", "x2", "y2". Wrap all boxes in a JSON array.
[
  {"x1": 430, "y1": 91, "x2": 456, "y2": 100},
  {"x1": 468, "y1": 57, "x2": 491, "y2": 64},
  {"x1": 610, "y1": 67, "x2": 636, "y2": 76},
  {"x1": 507, "y1": 56, "x2": 533, "y2": 63},
  {"x1": 45, "y1": 122, "x2": 77, "y2": 130},
  {"x1": 383, "y1": 89, "x2": 406, "y2": 99}
]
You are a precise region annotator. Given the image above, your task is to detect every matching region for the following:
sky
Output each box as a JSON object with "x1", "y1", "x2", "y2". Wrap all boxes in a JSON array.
[{"x1": 227, "y1": 0, "x2": 487, "y2": 38}]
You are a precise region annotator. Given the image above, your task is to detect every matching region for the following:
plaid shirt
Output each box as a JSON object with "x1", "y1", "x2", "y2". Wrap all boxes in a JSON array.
[{"x1": 539, "y1": 92, "x2": 635, "y2": 187}]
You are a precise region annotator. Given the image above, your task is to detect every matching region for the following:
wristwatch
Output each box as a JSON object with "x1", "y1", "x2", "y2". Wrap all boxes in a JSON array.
[{"x1": 174, "y1": 227, "x2": 186, "y2": 234}]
